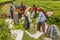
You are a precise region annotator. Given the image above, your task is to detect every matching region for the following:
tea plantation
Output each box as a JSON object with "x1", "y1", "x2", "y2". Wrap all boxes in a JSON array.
[
  {"x1": 0, "y1": 18, "x2": 13, "y2": 40},
  {"x1": 0, "y1": 0, "x2": 12, "y2": 3},
  {"x1": 0, "y1": 0, "x2": 60, "y2": 40},
  {"x1": 13, "y1": 0, "x2": 60, "y2": 29}
]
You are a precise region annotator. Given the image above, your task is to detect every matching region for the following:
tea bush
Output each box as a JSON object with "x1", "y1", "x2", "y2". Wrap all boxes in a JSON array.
[
  {"x1": 13, "y1": 0, "x2": 60, "y2": 29},
  {"x1": 0, "y1": 18, "x2": 13, "y2": 40}
]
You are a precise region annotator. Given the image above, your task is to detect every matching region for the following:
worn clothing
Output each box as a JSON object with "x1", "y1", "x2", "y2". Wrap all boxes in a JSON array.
[
  {"x1": 24, "y1": 16, "x2": 30, "y2": 29},
  {"x1": 32, "y1": 7, "x2": 37, "y2": 12},
  {"x1": 13, "y1": 12, "x2": 19, "y2": 24},
  {"x1": 37, "y1": 12, "x2": 46, "y2": 23},
  {"x1": 10, "y1": 7, "x2": 14, "y2": 19},
  {"x1": 32, "y1": 6, "x2": 37, "y2": 18},
  {"x1": 37, "y1": 22, "x2": 41, "y2": 31},
  {"x1": 26, "y1": 11, "x2": 31, "y2": 22},
  {"x1": 31, "y1": 11, "x2": 36, "y2": 18},
  {"x1": 10, "y1": 7, "x2": 14, "y2": 12},
  {"x1": 14, "y1": 9, "x2": 23, "y2": 18},
  {"x1": 14, "y1": 9, "x2": 23, "y2": 14},
  {"x1": 18, "y1": 13, "x2": 22, "y2": 18},
  {"x1": 20, "y1": 4, "x2": 26, "y2": 11},
  {"x1": 24, "y1": 11, "x2": 31, "y2": 29},
  {"x1": 10, "y1": 12, "x2": 13, "y2": 19},
  {"x1": 10, "y1": 4, "x2": 15, "y2": 9},
  {"x1": 47, "y1": 26, "x2": 57, "y2": 40},
  {"x1": 37, "y1": 12, "x2": 46, "y2": 31}
]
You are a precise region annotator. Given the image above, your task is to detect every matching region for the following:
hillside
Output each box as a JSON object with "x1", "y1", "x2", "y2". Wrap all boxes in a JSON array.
[
  {"x1": 0, "y1": 0, "x2": 60, "y2": 40},
  {"x1": 0, "y1": 0, "x2": 60, "y2": 29}
]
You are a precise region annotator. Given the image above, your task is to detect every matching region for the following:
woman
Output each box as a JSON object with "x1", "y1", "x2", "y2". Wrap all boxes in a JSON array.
[
  {"x1": 13, "y1": 6, "x2": 23, "y2": 24},
  {"x1": 24, "y1": 7, "x2": 31, "y2": 29},
  {"x1": 10, "y1": 6, "x2": 14, "y2": 19},
  {"x1": 31, "y1": 5, "x2": 37, "y2": 18},
  {"x1": 10, "y1": 3, "x2": 15, "y2": 19},
  {"x1": 47, "y1": 25, "x2": 58, "y2": 40},
  {"x1": 37, "y1": 8, "x2": 47, "y2": 32},
  {"x1": 13, "y1": 6, "x2": 19, "y2": 24},
  {"x1": 10, "y1": 3, "x2": 15, "y2": 9},
  {"x1": 20, "y1": 1, "x2": 26, "y2": 12},
  {"x1": 18, "y1": 6, "x2": 23, "y2": 19}
]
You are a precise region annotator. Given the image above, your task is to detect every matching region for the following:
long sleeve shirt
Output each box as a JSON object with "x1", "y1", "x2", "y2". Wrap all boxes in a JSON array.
[{"x1": 37, "y1": 12, "x2": 46, "y2": 22}]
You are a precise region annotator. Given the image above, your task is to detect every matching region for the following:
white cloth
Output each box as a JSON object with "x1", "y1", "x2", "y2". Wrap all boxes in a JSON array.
[
  {"x1": 5, "y1": 19, "x2": 14, "y2": 29},
  {"x1": 47, "y1": 11, "x2": 53, "y2": 17},
  {"x1": 9, "y1": 24, "x2": 14, "y2": 29},
  {"x1": 25, "y1": 31, "x2": 43, "y2": 39},
  {"x1": 10, "y1": 30, "x2": 24, "y2": 40},
  {"x1": 5, "y1": 18, "x2": 14, "y2": 24}
]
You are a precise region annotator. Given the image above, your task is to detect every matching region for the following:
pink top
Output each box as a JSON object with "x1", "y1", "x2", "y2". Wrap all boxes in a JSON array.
[{"x1": 33, "y1": 7, "x2": 37, "y2": 12}]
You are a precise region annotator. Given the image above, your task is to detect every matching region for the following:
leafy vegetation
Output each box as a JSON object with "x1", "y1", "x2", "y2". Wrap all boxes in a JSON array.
[
  {"x1": 13, "y1": 0, "x2": 60, "y2": 29},
  {"x1": 0, "y1": 18, "x2": 13, "y2": 40},
  {"x1": 0, "y1": 0, "x2": 12, "y2": 3},
  {"x1": 13, "y1": 0, "x2": 60, "y2": 40}
]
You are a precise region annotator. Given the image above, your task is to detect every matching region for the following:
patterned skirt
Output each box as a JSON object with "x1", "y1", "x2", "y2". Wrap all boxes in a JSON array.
[{"x1": 13, "y1": 12, "x2": 19, "y2": 24}]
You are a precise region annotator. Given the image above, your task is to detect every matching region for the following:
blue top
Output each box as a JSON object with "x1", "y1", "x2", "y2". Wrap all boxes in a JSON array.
[
  {"x1": 10, "y1": 7, "x2": 14, "y2": 13},
  {"x1": 37, "y1": 12, "x2": 46, "y2": 22}
]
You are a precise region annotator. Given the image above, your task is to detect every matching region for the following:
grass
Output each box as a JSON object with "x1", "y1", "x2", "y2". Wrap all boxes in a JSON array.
[
  {"x1": 0, "y1": 4, "x2": 10, "y2": 14},
  {"x1": 22, "y1": 32, "x2": 47, "y2": 40},
  {"x1": 13, "y1": 0, "x2": 60, "y2": 40},
  {"x1": 13, "y1": 0, "x2": 60, "y2": 29},
  {"x1": 0, "y1": 0, "x2": 11, "y2": 3},
  {"x1": 13, "y1": 19, "x2": 60, "y2": 40}
]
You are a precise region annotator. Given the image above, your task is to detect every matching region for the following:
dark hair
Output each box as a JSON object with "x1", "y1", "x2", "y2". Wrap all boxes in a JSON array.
[
  {"x1": 33, "y1": 5, "x2": 36, "y2": 7},
  {"x1": 11, "y1": 2, "x2": 13, "y2": 5},
  {"x1": 10, "y1": 6, "x2": 12, "y2": 8}
]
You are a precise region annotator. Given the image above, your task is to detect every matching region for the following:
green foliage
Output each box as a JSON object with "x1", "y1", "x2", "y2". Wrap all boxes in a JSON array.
[
  {"x1": 0, "y1": 0, "x2": 60, "y2": 40},
  {"x1": 13, "y1": 1, "x2": 60, "y2": 40},
  {"x1": 13, "y1": 0, "x2": 60, "y2": 28},
  {"x1": 22, "y1": 32, "x2": 47, "y2": 40},
  {"x1": 0, "y1": 18, "x2": 13, "y2": 40},
  {"x1": 13, "y1": 19, "x2": 25, "y2": 30},
  {"x1": 0, "y1": 0, "x2": 11, "y2": 3}
]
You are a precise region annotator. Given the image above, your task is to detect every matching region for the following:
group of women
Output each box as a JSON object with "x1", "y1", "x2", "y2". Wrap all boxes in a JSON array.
[{"x1": 10, "y1": 2, "x2": 47, "y2": 32}]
